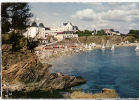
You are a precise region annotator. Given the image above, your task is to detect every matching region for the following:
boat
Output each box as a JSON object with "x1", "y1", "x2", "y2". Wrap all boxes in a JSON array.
[
  {"x1": 88, "y1": 45, "x2": 92, "y2": 50},
  {"x1": 111, "y1": 45, "x2": 115, "y2": 50},
  {"x1": 85, "y1": 44, "x2": 88, "y2": 49},
  {"x1": 135, "y1": 44, "x2": 139, "y2": 51},
  {"x1": 102, "y1": 44, "x2": 105, "y2": 49}
]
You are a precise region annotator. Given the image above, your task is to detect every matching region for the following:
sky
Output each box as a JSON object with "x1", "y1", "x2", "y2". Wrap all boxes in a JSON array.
[{"x1": 29, "y1": 2, "x2": 139, "y2": 34}]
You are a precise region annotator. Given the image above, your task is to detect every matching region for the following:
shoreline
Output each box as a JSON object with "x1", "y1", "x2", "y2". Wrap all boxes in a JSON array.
[
  {"x1": 33, "y1": 42, "x2": 138, "y2": 98},
  {"x1": 2, "y1": 42, "x2": 138, "y2": 98},
  {"x1": 35, "y1": 42, "x2": 137, "y2": 65}
]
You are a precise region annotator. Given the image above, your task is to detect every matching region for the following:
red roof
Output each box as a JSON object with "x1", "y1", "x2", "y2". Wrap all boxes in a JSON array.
[{"x1": 56, "y1": 32, "x2": 63, "y2": 34}]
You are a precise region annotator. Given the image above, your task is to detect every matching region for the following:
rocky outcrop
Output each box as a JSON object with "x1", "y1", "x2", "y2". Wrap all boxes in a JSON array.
[
  {"x1": 2, "y1": 72, "x2": 86, "y2": 97},
  {"x1": 2, "y1": 44, "x2": 118, "y2": 99},
  {"x1": 2, "y1": 44, "x2": 86, "y2": 98},
  {"x1": 40, "y1": 73, "x2": 86, "y2": 90},
  {"x1": 70, "y1": 88, "x2": 119, "y2": 98}
]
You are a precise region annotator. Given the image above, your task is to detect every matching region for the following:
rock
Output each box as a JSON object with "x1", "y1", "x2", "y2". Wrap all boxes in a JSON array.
[
  {"x1": 41, "y1": 73, "x2": 86, "y2": 90},
  {"x1": 48, "y1": 64, "x2": 52, "y2": 68},
  {"x1": 102, "y1": 88, "x2": 115, "y2": 93},
  {"x1": 49, "y1": 73, "x2": 58, "y2": 80},
  {"x1": 70, "y1": 88, "x2": 119, "y2": 99},
  {"x1": 67, "y1": 76, "x2": 86, "y2": 88},
  {"x1": 2, "y1": 44, "x2": 86, "y2": 97},
  {"x1": 57, "y1": 72, "x2": 64, "y2": 77}
]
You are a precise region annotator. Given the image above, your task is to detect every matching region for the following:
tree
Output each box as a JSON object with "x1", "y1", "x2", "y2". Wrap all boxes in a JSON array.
[
  {"x1": 84, "y1": 30, "x2": 92, "y2": 36},
  {"x1": 1, "y1": 3, "x2": 33, "y2": 33},
  {"x1": 1, "y1": 3, "x2": 12, "y2": 33},
  {"x1": 96, "y1": 30, "x2": 105, "y2": 36},
  {"x1": 9, "y1": 32, "x2": 22, "y2": 52},
  {"x1": 128, "y1": 30, "x2": 139, "y2": 38},
  {"x1": 75, "y1": 30, "x2": 92, "y2": 37},
  {"x1": 27, "y1": 39, "x2": 39, "y2": 53}
]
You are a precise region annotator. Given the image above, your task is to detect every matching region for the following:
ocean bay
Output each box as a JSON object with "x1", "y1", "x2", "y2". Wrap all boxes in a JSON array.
[{"x1": 51, "y1": 46, "x2": 139, "y2": 98}]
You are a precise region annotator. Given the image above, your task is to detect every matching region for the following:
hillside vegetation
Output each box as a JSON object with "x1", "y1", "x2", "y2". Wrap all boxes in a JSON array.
[{"x1": 57, "y1": 35, "x2": 136, "y2": 45}]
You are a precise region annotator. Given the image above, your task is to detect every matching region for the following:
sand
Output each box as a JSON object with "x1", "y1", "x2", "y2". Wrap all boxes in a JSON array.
[{"x1": 35, "y1": 43, "x2": 138, "y2": 65}]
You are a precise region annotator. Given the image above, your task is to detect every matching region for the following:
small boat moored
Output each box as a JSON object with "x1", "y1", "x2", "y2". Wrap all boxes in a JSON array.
[
  {"x1": 135, "y1": 44, "x2": 139, "y2": 51},
  {"x1": 102, "y1": 44, "x2": 105, "y2": 50},
  {"x1": 111, "y1": 45, "x2": 115, "y2": 51},
  {"x1": 88, "y1": 45, "x2": 92, "y2": 50}
]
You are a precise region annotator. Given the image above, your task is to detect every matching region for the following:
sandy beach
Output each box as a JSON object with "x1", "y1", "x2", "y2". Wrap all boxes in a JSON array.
[{"x1": 35, "y1": 42, "x2": 138, "y2": 65}]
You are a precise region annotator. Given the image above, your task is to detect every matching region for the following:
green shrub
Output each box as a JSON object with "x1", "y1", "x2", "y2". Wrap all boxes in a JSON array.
[
  {"x1": 96, "y1": 30, "x2": 106, "y2": 36},
  {"x1": 19, "y1": 37, "x2": 28, "y2": 48},
  {"x1": 124, "y1": 36, "x2": 136, "y2": 43},
  {"x1": 2, "y1": 34, "x2": 10, "y2": 44},
  {"x1": 27, "y1": 40, "x2": 39, "y2": 52},
  {"x1": 128, "y1": 30, "x2": 139, "y2": 39},
  {"x1": 75, "y1": 30, "x2": 92, "y2": 37}
]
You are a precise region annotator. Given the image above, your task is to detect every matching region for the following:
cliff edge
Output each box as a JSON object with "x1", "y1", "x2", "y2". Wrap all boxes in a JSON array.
[{"x1": 2, "y1": 44, "x2": 86, "y2": 98}]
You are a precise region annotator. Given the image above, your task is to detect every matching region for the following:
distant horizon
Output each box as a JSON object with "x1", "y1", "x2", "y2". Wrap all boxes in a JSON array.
[{"x1": 29, "y1": 2, "x2": 139, "y2": 34}]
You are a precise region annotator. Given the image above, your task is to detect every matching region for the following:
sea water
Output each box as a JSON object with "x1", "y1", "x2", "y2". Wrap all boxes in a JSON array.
[{"x1": 51, "y1": 46, "x2": 139, "y2": 98}]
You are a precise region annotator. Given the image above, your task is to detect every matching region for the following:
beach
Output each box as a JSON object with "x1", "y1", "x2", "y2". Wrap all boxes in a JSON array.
[{"x1": 35, "y1": 42, "x2": 138, "y2": 65}]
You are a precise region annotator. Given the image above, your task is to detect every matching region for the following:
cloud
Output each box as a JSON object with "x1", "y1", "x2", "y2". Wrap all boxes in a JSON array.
[
  {"x1": 71, "y1": 9, "x2": 98, "y2": 21},
  {"x1": 71, "y1": 3, "x2": 139, "y2": 33},
  {"x1": 117, "y1": 3, "x2": 137, "y2": 10},
  {"x1": 53, "y1": 13, "x2": 60, "y2": 17},
  {"x1": 102, "y1": 9, "x2": 139, "y2": 22},
  {"x1": 71, "y1": 8, "x2": 139, "y2": 23}
]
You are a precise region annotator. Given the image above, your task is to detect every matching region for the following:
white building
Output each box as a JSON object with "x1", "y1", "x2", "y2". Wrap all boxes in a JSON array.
[
  {"x1": 37, "y1": 23, "x2": 46, "y2": 39},
  {"x1": 23, "y1": 21, "x2": 79, "y2": 44},
  {"x1": 23, "y1": 22, "x2": 46, "y2": 39},
  {"x1": 103, "y1": 29, "x2": 121, "y2": 36},
  {"x1": 50, "y1": 22, "x2": 78, "y2": 34},
  {"x1": 23, "y1": 22, "x2": 38, "y2": 38}
]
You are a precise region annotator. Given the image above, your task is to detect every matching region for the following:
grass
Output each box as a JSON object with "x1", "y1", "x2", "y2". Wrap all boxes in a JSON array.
[
  {"x1": 70, "y1": 89, "x2": 119, "y2": 99},
  {"x1": 3, "y1": 89, "x2": 63, "y2": 99}
]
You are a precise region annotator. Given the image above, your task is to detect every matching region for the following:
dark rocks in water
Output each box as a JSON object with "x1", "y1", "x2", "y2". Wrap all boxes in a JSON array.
[
  {"x1": 49, "y1": 72, "x2": 64, "y2": 80},
  {"x1": 42, "y1": 72, "x2": 86, "y2": 90},
  {"x1": 3, "y1": 71, "x2": 86, "y2": 95},
  {"x1": 57, "y1": 72, "x2": 64, "y2": 77},
  {"x1": 49, "y1": 73, "x2": 58, "y2": 80},
  {"x1": 101, "y1": 88, "x2": 116, "y2": 93},
  {"x1": 48, "y1": 64, "x2": 52, "y2": 68},
  {"x1": 67, "y1": 76, "x2": 86, "y2": 88}
]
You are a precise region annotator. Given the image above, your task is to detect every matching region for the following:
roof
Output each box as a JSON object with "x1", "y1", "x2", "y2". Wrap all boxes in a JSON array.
[
  {"x1": 56, "y1": 32, "x2": 63, "y2": 34},
  {"x1": 39, "y1": 23, "x2": 45, "y2": 28},
  {"x1": 63, "y1": 23, "x2": 68, "y2": 26},
  {"x1": 110, "y1": 29, "x2": 114, "y2": 32},
  {"x1": 63, "y1": 22, "x2": 72, "y2": 26},
  {"x1": 73, "y1": 26, "x2": 78, "y2": 30},
  {"x1": 31, "y1": 22, "x2": 37, "y2": 27},
  {"x1": 115, "y1": 31, "x2": 120, "y2": 33},
  {"x1": 45, "y1": 27, "x2": 50, "y2": 30}
]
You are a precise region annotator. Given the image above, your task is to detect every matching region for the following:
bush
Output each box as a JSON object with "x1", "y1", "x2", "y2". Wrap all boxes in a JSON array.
[
  {"x1": 27, "y1": 40, "x2": 39, "y2": 52},
  {"x1": 128, "y1": 30, "x2": 139, "y2": 39},
  {"x1": 124, "y1": 36, "x2": 136, "y2": 43},
  {"x1": 2, "y1": 31, "x2": 39, "y2": 52},
  {"x1": 8, "y1": 32, "x2": 22, "y2": 52},
  {"x1": 96, "y1": 30, "x2": 105, "y2": 36},
  {"x1": 75, "y1": 30, "x2": 92, "y2": 37},
  {"x1": 2, "y1": 34, "x2": 10, "y2": 44},
  {"x1": 19, "y1": 37, "x2": 28, "y2": 48}
]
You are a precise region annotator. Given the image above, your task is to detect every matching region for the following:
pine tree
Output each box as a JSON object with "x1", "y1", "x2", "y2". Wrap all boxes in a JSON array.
[{"x1": 1, "y1": 3, "x2": 33, "y2": 33}]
